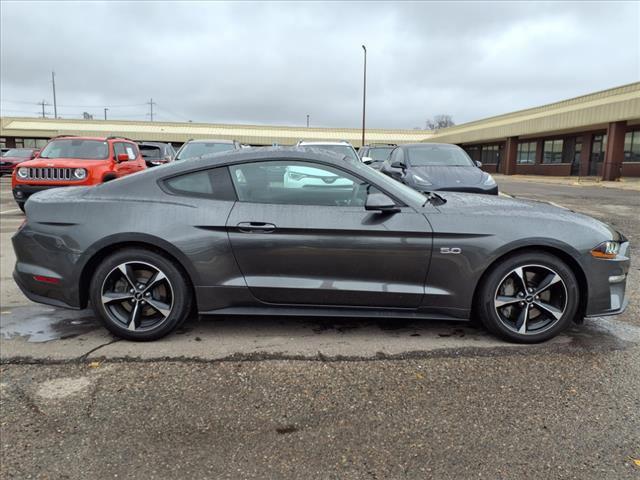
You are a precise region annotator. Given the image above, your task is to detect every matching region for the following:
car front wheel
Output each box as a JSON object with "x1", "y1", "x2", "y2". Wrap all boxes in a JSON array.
[
  {"x1": 89, "y1": 248, "x2": 192, "y2": 341},
  {"x1": 476, "y1": 251, "x2": 580, "y2": 343}
]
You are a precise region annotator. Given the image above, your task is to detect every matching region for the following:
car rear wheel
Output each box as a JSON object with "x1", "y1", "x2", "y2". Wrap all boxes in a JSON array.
[
  {"x1": 476, "y1": 251, "x2": 579, "y2": 343},
  {"x1": 17, "y1": 202, "x2": 25, "y2": 213},
  {"x1": 89, "y1": 248, "x2": 192, "y2": 341}
]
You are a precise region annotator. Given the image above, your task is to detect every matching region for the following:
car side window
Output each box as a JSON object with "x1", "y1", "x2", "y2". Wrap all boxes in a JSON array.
[
  {"x1": 228, "y1": 160, "x2": 378, "y2": 207},
  {"x1": 113, "y1": 142, "x2": 126, "y2": 160},
  {"x1": 163, "y1": 167, "x2": 236, "y2": 200}
]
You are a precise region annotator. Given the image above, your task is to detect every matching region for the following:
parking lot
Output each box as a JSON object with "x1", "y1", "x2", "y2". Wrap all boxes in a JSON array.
[{"x1": 1, "y1": 175, "x2": 639, "y2": 478}]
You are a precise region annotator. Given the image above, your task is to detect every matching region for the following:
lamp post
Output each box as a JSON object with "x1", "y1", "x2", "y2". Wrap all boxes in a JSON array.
[
  {"x1": 361, "y1": 45, "x2": 367, "y2": 148},
  {"x1": 104, "y1": 107, "x2": 108, "y2": 121}
]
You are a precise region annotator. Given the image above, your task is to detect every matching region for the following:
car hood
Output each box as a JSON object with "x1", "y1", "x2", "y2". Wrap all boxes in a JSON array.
[
  {"x1": 17, "y1": 158, "x2": 109, "y2": 168},
  {"x1": 435, "y1": 191, "x2": 622, "y2": 241},
  {"x1": 409, "y1": 165, "x2": 487, "y2": 187},
  {"x1": 1, "y1": 156, "x2": 30, "y2": 163}
]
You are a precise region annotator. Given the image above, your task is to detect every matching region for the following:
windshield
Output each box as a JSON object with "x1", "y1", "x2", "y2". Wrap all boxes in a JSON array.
[
  {"x1": 307, "y1": 145, "x2": 359, "y2": 161},
  {"x1": 40, "y1": 139, "x2": 109, "y2": 160},
  {"x1": 367, "y1": 147, "x2": 394, "y2": 161},
  {"x1": 407, "y1": 145, "x2": 474, "y2": 167},
  {"x1": 140, "y1": 146, "x2": 162, "y2": 159},
  {"x1": 2, "y1": 148, "x2": 33, "y2": 158},
  {"x1": 176, "y1": 142, "x2": 235, "y2": 160}
]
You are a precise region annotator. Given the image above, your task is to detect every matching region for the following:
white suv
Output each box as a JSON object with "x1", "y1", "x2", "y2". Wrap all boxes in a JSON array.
[{"x1": 296, "y1": 140, "x2": 361, "y2": 163}]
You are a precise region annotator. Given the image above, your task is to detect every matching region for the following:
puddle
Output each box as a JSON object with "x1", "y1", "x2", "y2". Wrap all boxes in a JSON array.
[{"x1": 0, "y1": 306, "x2": 99, "y2": 342}]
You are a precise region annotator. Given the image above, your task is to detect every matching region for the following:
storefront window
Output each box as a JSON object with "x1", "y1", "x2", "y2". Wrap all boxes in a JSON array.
[
  {"x1": 516, "y1": 142, "x2": 536, "y2": 164},
  {"x1": 542, "y1": 139, "x2": 564, "y2": 164},
  {"x1": 10, "y1": 138, "x2": 49, "y2": 149},
  {"x1": 624, "y1": 131, "x2": 640, "y2": 162},
  {"x1": 480, "y1": 145, "x2": 500, "y2": 165}
]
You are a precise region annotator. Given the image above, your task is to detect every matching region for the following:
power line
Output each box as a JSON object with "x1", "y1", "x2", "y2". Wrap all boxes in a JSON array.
[{"x1": 1, "y1": 99, "x2": 148, "y2": 108}]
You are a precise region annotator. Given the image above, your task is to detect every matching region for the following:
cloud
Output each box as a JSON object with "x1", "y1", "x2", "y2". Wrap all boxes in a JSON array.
[{"x1": 1, "y1": 1, "x2": 638, "y2": 129}]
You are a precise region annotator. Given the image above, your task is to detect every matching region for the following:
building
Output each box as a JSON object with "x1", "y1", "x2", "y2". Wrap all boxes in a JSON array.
[
  {"x1": 2, "y1": 81, "x2": 639, "y2": 179},
  {"x1": 428, "y1": 82, "x2": 640, "y2": 180}
]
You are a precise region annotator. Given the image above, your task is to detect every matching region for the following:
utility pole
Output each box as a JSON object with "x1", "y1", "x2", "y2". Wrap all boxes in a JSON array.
[
  {"x1": 361, "y1": 45, "x2": 367, "y2": 148},
  {"x1": 104, "y1": 107, "x2": 109, "y2": 121},
  {"x1": 306, "y1": 114, "x2": 310, "y2": 128},
  {"x1": 39, "y1": 100, "x2": 48, "y2": 118},
  {"x1": 148, "y1": 98, "x2": 156, "y2": 122},
  {"x1": 51, "y1": 71, "x2": 58, "y2": 119}
]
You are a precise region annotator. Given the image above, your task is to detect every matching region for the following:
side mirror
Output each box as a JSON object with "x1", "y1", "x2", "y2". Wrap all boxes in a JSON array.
[
  {"x1": 362, "y1": 156, "x2": 374, "y2": 165},
  {"x1": 475, "y1": 160, "x2": 483, "y2": 168},
  {"x1": 391, "y1": 161, "x2": 406, "y2": 169},
  {"x1": 365, "y1": 192, "x2": 400, "y2": 213},
  {"x1": 117, "y1": 153, "x2": 129, "y2": 162},
  {"x1": 31, "y1": 150, "x2": 40, "y2": 159}
]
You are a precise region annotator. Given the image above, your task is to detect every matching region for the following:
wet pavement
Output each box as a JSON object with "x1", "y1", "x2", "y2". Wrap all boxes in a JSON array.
[{"x1": 1, "y1": 176, "x2": 639, "y2": 478}]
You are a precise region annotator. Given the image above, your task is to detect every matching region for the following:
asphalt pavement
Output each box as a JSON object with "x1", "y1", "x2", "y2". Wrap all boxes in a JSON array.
[{"x1": 1, "y1": 175, "x2": 639, "y2": 479}]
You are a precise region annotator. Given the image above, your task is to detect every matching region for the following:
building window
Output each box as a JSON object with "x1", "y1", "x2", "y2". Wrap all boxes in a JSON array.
[
  {"x1": 542, "y1": 139, "x2": 564, "y2": 164},
  {"x1": 517, "y1": 142, "x2": 536, "y2": 164},
  {"x1": 481, "y1": 145, "x2": 500, "y2": 165},
  {"x1": 12, "y1": 138, "x2": 49, "y2": 149},
  {"x1": 624, "y1": 130, "x2": 640, "y2": 162},
  {"x1": 464, "y1": 146, "x2": 480, "y2": 162}
]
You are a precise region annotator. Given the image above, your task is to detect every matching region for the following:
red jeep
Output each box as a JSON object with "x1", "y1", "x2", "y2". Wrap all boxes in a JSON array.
[{"x1": 12, "y1": 136, "x2": 146, "y2": 212}]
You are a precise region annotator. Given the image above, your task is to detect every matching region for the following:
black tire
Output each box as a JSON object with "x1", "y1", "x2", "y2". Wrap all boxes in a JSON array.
[
  {"x1": 17, "y1": 202, "x2": 25, "y2": 213},
  {"x1": 475, "y1": 251, "x2": 579, "y2": 343},
  {"x1": 89, "y1": 248, "x2": 193, "y2": 341}
]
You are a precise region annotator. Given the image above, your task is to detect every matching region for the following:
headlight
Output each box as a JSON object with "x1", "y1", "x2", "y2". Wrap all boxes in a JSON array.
[
  {"x1": 17, "y1": 167, "x2": 29, "y2": 179},
  {"x1": 73, "y1": 168, "x2": 87, "y2": 180},
  {"x1": 591, "y1": 241, "x2": 620, "y2": 259},
  {"x1": 483, "y1": 174, "x2": 496, "y2": 186},
  {"x1": 411, "y1": 173, "x2": 432, "y2": 186}
]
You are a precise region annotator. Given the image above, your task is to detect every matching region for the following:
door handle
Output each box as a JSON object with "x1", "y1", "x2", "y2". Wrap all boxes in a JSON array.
[{"x1": 237, "y1": 221, "x2": 277, "y2": 233}]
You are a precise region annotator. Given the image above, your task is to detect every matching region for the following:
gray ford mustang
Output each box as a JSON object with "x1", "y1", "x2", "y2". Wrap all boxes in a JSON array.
[{"x1": 12, "y1": 148, "x2": 629, "y2": 342}]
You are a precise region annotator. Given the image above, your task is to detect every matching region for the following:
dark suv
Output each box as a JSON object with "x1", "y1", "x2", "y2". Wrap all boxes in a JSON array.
[{"x1": 139, "y1": 142, "x2": 176, "y2": 167}]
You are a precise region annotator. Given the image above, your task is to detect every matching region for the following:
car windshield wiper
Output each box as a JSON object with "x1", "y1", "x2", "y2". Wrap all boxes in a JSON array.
[{"x1": 423, "y1": 191, "x2": 446, "y2": 206}]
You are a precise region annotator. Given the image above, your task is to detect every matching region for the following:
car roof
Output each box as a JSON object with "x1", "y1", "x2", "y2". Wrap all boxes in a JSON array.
[
  {"x1": 401, "y1": 142, "x2": 458, "y2": 148},
  {"x1": 297, "y1": 141, "x2": 353, "y2": 146},
  {"x1": 184, "y1": 139, "x2": 236, "y2": 144}
]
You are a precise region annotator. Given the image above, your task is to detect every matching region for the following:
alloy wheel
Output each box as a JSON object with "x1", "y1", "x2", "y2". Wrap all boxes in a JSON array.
[
  {"x1": 493, "y1": 264, "x2": 568, "y2": 336},
  {"x1": 100, "y1": 261, "x2": 174, "y2": 332}
]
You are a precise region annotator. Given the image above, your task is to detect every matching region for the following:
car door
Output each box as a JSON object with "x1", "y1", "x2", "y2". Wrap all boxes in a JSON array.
[
  {"x1": 225, "y1": 159, "x2": 432, "y2": 308},
  {"x1": 113, "y1": 142, "x2": 136, "y2": 176}
]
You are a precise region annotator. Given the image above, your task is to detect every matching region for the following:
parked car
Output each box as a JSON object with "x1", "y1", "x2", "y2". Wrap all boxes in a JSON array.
[
  {"x1": 381, "y1": 143, "x2": 498, "y2": 195},
  {"x1": 13, "y1": 147, "x2": 629, "y2": 343},
  {"x1": 1, "y1": 148, "x2": 39, "y2": 176},
  {"x1": 139, "y1": 142, "x2": 176, "y2": 167},
  {"x1": 358, "y1": 143, "x2": 396, "y2": 169},
  {"x1": 174, "y1": 139, "x2": 241, "y2": 161},
  {"x1": 12, "y1": 136, "x2": 146, "y2": 212},
  {"x1": 296, "y1": 140, "x2": 360, "y2": 163}
]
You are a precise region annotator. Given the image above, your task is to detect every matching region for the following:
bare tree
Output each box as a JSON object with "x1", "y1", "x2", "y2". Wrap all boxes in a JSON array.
[{"x1": 425, "y1": 114, "x2": 455, "y2": 130}]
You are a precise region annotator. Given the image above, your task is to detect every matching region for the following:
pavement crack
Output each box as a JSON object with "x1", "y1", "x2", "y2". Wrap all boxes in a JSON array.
[{"x1": 78, "y1": 338, "x2": 121, "y2": 362}]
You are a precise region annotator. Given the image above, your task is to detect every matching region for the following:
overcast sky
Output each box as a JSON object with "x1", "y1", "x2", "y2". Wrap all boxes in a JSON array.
[{"x1": 1, "y1": 1, "x2": 638, "y2": 129}]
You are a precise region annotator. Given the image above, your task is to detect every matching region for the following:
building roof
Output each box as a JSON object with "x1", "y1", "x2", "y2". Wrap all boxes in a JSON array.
[
  {"x1": 2, "y1": 82, "x2": 639, "y2": 147},
  {"x1": 0, "y1": 117, "x2": 431, "y2": 147},
  {"x1": 426, "y1": 82, "x2": 640, "y2": 144}
]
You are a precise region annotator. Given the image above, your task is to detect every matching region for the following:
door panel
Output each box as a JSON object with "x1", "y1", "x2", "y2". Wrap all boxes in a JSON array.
[{"x1": 226, "y1": 203, "x2": 432, "y2": 308}]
